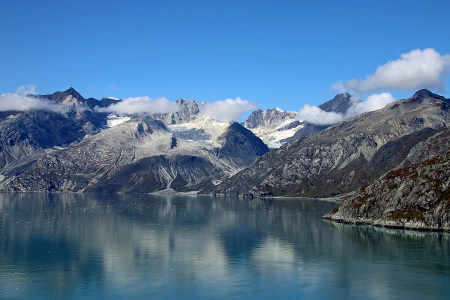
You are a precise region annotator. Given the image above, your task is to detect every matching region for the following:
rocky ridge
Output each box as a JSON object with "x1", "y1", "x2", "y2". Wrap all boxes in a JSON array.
[{"x1": 213, "y1": 90, "x2": 450, "y2": 198}]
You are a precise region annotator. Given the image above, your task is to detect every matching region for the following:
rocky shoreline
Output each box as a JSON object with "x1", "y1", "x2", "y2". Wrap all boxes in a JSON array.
[
  {"x1": 323, "y1": 151, "x2": 450, "y2": 231},
  {"x1": 323, "y1": 214, "x2": 450, "y2": 231}
]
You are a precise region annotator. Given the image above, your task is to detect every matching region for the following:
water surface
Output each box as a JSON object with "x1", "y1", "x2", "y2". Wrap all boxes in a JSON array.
[{"x1": 0, "y1": 193, "x2": 449, "y2": 299}]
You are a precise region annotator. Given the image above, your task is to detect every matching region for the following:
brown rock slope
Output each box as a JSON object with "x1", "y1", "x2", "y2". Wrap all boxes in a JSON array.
[{"x1": 323, "y1": 151, "x2": 450, "y2": 231}]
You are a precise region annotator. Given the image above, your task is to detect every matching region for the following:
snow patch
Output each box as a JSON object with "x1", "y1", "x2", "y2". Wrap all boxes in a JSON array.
[
  {"x1": 107, "y1": 114, "x2": 131, "y2": 127},
  {"x1": 249, "y1": 119, "x2": 304, "y2": 148},
  {"x1": 168, "y1": 116, "x2": 230, "y2": 147}
]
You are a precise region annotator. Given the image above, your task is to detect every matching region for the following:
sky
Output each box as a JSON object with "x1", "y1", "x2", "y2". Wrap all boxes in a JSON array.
[{"x1": 1, "y1": 0, "x2": 450, "y2": 121}]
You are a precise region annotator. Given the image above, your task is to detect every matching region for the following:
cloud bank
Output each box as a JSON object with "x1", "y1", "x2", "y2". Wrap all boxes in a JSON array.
[
  {"x1": 199, "y1": 97, "x2": 257, "y2": 121},
  {"x1": 297, "y1": 104, "x2": 344, "y2": 125},
  {"x1": 347, "y1": 93, "x2": 396, "y2": 116},
  {"x1": 297, "y1": 93, "x2": 396, "y2": 125},
  {"x1": 96, "y1": 96, "x2": 179, "y2": 115},
  {"x1": 333, "y1": 48, "x2": 450, "y2": 94},
  {"x1": 0, "y1": 85, "x2": 67, "y2": 112},
  {"x1": 15, "y1": 84, "x2": 37, "y2": 96}
]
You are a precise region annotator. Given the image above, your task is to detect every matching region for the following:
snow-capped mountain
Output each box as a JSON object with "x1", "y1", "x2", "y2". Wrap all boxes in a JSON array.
[
  {"x1": 243, "y1": 93, "x2": 355, "y2": 148},
  {"x1": 244, "y1": 108, "x2": 303, "y2": 148},
  {"x1": 0, "y1": 88, "x2": 268, "y2": 193},
  {"x1": 0, "y1": 87, "x2": 362, "y2": 193}
]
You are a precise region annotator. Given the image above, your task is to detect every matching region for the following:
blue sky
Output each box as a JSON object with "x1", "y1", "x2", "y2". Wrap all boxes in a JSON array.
[{"x1": 1, "y1": 0, "x2": 450, "y2": 113}]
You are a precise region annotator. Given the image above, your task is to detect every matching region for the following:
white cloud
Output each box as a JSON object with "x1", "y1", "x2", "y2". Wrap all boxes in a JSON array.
[
  {"x1": 15, "y1": 84, "x2": 37, "y2": 96},
  {"x1": 199, "y1": 97, "x2": 257, "y2": 121},
  {"x1": 330, "y1": 81, "x2": 346, "y2": 93},
  {"x1": 297, "y1": 93, "x2": 396, "y2": 126},
  {"x1": 0, "y1": 86, "x2": 67, "y2": 112},
  {"x1": 96, "y1": 96, "x2": 179, "y2": 115},
  {"x1": 346, "y1": 93, "x2": 396, "y2": 116},
  {"x1": 333, "y1": 48, "x2": 450, "y2": 94},
  {"x1": 297, "y1": 104, "x2": 345, "y2": 125}
]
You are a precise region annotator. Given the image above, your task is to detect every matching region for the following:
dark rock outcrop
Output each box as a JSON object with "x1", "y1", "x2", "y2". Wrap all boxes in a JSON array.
[
  {"x1": 323, "y1": 151, "x2": 450, "y2": 231},
  {"x1": 318, "y1": 93, "x2": 355, "y2": 114},
  {"x1": 218, "y1": 122, "x2": 269, "y2": 166}
]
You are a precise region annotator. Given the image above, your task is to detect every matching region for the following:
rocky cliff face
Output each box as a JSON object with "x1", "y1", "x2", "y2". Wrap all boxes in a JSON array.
[
  {"x1": 245, "y1": 108, "x2": 297, "y2": 129},
  {"x1": 153, "y1": 99, "x2": 201, "y2": 125},
  {"x1": 213, "y1": 90, "x2": 450, "y2": 198},
  {"x1": 323, "y1": 151, "x2": 450, "y2": 231}
]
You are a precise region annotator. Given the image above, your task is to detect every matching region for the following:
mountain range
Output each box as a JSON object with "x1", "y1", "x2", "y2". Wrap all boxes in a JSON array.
[
  {"x1": 0, "y1": 87, "x2": 354, "y2": 193},
  {"x1": 215, "y1": 90, "x2": 450, "y2": 197},
  {"x1": 1, "y1": 87, "x2": 449, "y2": 229}
]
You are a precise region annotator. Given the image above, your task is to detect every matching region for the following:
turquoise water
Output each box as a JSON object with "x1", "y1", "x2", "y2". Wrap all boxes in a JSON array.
[{"x1": 0, "y1": 193, "x2": 449, "y2": 299}]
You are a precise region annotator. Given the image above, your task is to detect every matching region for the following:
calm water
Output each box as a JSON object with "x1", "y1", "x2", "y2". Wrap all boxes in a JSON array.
[{"x1": 0, "y1": 193, "x2": 449, "y2": 299}]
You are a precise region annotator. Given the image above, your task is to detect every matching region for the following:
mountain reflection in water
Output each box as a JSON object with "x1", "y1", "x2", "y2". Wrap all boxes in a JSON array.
[{"x1": 0, "y1": 193, "x2": 449, "y2": 299}]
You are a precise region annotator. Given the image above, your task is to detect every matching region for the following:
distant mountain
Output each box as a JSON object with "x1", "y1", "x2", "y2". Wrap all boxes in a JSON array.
[
  {"x1": 284, "y1": 92, "x2": 357, "y2": 141},
  {"x1": 318, "y1": 93, "x2": 354, "y2": 113},
  {"x1": 244, "y1": 108, "x2": 302, "y2": 148},
  {"x1": 32, "y1": 87, "x2": 121, "y2": 110},
  {"x1": 214, "y1": 90, "x2": 450, "y2": 198},
  {"x1": 245, "y1": 107, "x2": 297, "y2": 129},
  {"x1": 244, "y1": 93, "x2": 356, "y2": 148},
  {"x1": 37, "y1": 87, "x2": 87, "y2": 106},
  {"x1": 153, "y1": 99, "x2": 201, "y2": 124}
]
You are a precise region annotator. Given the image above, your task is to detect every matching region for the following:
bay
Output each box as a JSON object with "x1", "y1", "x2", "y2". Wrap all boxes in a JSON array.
[{"x1": 0, "y1": 193, "x2": 449, "y2": 299}]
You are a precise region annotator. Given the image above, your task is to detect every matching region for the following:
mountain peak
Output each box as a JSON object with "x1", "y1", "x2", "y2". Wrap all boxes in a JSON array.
[
  {"x1": 63, "y1": 87, "x2": 84, "y2": 100},
  {"x1": 244, "y1": 108, "x2": 297, "y2": 129},
  {"x1": 412, "y1": 89, "x2": 445, "y2": 100},
  {"x1": 65, "y1": 87, "x2": 77, "y2": 93},
  {"x1": 318, "y1": 93, "x2": 355, "y2": 114}
]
